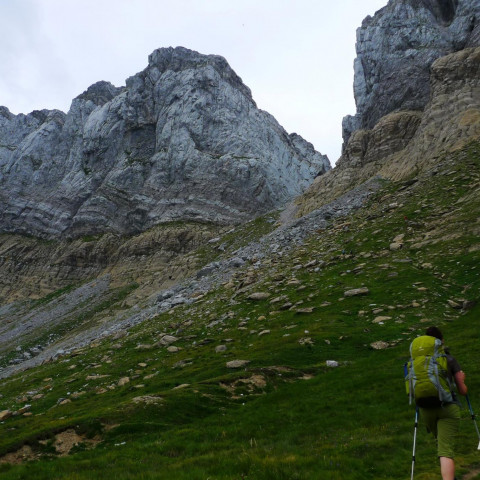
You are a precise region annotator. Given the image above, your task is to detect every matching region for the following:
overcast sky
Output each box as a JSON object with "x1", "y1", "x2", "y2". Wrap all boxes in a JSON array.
[{"x1": 0, "y1": 0, "x2": 387, "y2": 164}]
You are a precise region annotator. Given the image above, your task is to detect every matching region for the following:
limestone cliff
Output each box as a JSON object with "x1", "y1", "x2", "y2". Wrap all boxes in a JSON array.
[
  {"x1": 342, "y1": 0, "x2": 480, "y2": 146},
  {"x1": 297, "y1": 42, "x2": 480, "y2": 215},
  {"x1": 0, "y1": 47, "x2": 330, "y2": 239}
]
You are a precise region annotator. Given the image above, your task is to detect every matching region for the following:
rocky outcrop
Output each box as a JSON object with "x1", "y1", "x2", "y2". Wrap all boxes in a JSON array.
[
  {"x1": 0, "y1": 222, "x2": 227, "y2": 303},
  {"x1": 337, "y1": 111, "x2": 423, "y2": 169},
  {"x1": 297, "y1": 46, "x2": 480, "y2": 216},
  {"x1": 342, "y1": 0, "x2": 480, "y2": 147},
  {"x1": 0, "y1": 47, "x2": 329, "y2": 239}
]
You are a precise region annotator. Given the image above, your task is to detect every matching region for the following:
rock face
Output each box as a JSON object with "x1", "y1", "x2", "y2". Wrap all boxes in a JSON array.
[
  {"x1": 295, "y1": 0, "x2": 480, "y2": 217},
  {"x1": 297, "y1": 46, "x2": 480, "y2": 216},
  {"x1": 342, "y1": 0, "x2": 480, "y2": 146},
  {"x1": 0, "y1": 47, "x2": 329, "y2": 239}
]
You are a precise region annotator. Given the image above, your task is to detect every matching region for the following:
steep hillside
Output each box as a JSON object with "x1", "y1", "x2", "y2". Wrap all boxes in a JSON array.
[
  {"x1": 0, "y1": 221, "x2": 229, "y2": 303},
  {"x1": 1, "y1": 1, "x2": 480, "y2": 478},
  {"x1": 0, "y1": 141, "x2": 478, "y2": 479}
]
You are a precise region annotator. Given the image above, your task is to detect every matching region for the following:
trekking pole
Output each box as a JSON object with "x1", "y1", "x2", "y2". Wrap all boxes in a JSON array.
[
  {"x1": 411, "y1": 406, "x2": 419, "y2": 480},
  {"x1": 466, "y1": 395, "x2": 480, "y2": 450}
]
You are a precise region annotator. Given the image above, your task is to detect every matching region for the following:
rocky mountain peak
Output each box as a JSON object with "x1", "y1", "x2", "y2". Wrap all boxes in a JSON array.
[
  {"x1": 145, "y1": 47, "x2": 254, "y2": 103},
  {"x1": 75, "y1": 81, "x2": 124, "y2": 106},
  {"x1": 0, "y1": 47, "x2": 329, "y2": 239}
]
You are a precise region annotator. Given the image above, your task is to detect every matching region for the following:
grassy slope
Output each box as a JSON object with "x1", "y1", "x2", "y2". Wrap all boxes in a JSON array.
[{"x1": 0, "y1": 142, "x2": 479, "y2": 479}]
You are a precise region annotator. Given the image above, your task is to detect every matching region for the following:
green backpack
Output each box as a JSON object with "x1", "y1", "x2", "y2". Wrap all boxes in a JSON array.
[{"x1": 405, "y1": 335, "x2": 455, "y2": 406}]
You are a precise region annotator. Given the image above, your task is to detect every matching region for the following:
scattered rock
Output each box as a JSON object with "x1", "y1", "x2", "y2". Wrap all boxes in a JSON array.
[
  {"x1": 70, "y1": 392, "x2": 86, "y2": 399},
  {"x1": 118, "y1": 377, "x2": 130, "y2": 387},
  {"x1": 344, "y1": 287, "x2": 370, "y2": 297},
  {"x1": 172, "y1": 384, "x2": 190, "y2": 390},
  {"x1": 215, "y1": 345, "x2": 227, "y2": 353},
  {"x1": 158, "y1": 335, "x2": 179, "y2": 346},
  {"x1": 131, "y1": 396, "x2": 163, "y2": 405},
  {"x1": 226, "y1": 360, "x2": 250, "y2": 369},
  {"x1": 53, "y1": 429, "x2": 101, "y2": 456},
  {"x1": 298, "y1": 337, "x2": 314, "y2": 346},
  {"x1": 326, "y1": 360, "x2": 339, "y2": 367},
  {"x1": 373, "y1": 316, "x2": 392, "y2": 324},
  {"x1": 173, "y1": 359, "x2": 192, "y2": 369},
  {"x1": 248, "y1": 292, "x2": 271, "y2": 301},
  {"x1": 295, "y1": 307, "x2": 314, "y2": 314},
  {"x1": 86, "y1": 375, "x2": 109, "y2": 380},
  {"x1": 0, "y1": 410, "x2": 12, "y2": 421},
  {"x1": 370, "y1": 341, "x2": 390, "y2": 350},
  {"x1": 447, "y1": 299, "x2": 462, "y2": 309},
  {"x1": 227, "y1": 257, "x2": 245, "y2": 268}
]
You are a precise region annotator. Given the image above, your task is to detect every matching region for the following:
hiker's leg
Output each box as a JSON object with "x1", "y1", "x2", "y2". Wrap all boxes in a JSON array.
[
  {"x1": 439, "y1": 456, "x2": 455, "y2": 480},
  {"x1": 419, "y1": 407, "x2": 438, "y2": 437},
  {"x1": 437, "y1": 404, "x2": 460, "y2": 480}
]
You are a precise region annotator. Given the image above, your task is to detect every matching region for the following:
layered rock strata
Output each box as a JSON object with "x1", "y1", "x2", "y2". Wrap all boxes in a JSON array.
[
  {"x1": 343, "y1": 0, "x2": 480, "y2": 146},
  {"x1": 297, "y1": 46, "x2": 480, "y2": 216},
  {"x1": 0, "y1": 222, "x2": 226, "y2": 303},
  {"x1": 0, "y1": 47, "x2": 329, "y2": 239}
]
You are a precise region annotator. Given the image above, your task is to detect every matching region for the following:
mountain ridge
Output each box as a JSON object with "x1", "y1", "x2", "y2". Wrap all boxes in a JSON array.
[{"x1": 0, "y1": 46, "x2": 329, "y2": 239}]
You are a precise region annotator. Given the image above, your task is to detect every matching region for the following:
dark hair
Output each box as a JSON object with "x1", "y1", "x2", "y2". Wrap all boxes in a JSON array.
[{"x1": 425, "y1": 326, "x2": 443, "y2": 340}]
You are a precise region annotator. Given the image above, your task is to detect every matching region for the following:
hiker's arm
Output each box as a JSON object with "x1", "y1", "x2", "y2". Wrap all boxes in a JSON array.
[{"x1": 454, "y1": 370, "x2": 468, "y2": 395}]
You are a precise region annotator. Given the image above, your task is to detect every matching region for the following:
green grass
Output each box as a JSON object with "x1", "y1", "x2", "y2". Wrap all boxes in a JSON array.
[{"x1": 0, "y1": 142, "x2": 479, "y2": 479}]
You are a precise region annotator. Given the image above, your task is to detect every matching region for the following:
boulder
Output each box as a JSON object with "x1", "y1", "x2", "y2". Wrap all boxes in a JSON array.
[
  {"x1": 0, "y1": 410, "x2": 12, "y2": 421},
  {"x1": 226, "y1": 360, "x2": 250, "y2": 369},
  {"x1": 344, "y1": 287, "x2": 370, "y2": 297},
  {"x1": 248, "y1": 292, "x2": 271, "y2": 301}
]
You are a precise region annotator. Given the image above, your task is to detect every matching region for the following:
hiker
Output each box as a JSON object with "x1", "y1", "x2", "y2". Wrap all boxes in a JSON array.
[{"x1": 411, "y1": 326, "x2": 468, "y2": 480}]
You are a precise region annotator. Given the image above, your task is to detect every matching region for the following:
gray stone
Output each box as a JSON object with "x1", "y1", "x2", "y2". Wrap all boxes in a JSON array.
[
  {"x1": 372, "y1": 316, "x2": 392, "y2": 324},
  {"x1": 227, "y1": 257, "x2": 245, "y2": 268},
  {"x1": 342, "y1": 0, "x2": 480, "y2": 147},
  {"x1": 344, "y1": 287, "x2": 370, "y2": 297},
  {"x1": 226, "y1": 360, "x2": 250, "y2": 369},
  {"x1": 158, "y1": 335, "x2": 179, "y2": 346},
  {"x1": 248, "y1": 292, "x2": 271, "y2": 301},
  {"x1": 118, "y1": 377, "x2": 130, "y2": 386},
  {"x1": 326, "y1": 360, "x2": 339, "y2": 367},
  {"x1": 370, "y1": 341, "x2": 390, "y2": 350},
  {"x1": 0, "y1": 409, "x2": 12, "y2": 421},
  {"x1": 0, "y1": 47, "x2": 330, "y2": 239}
]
